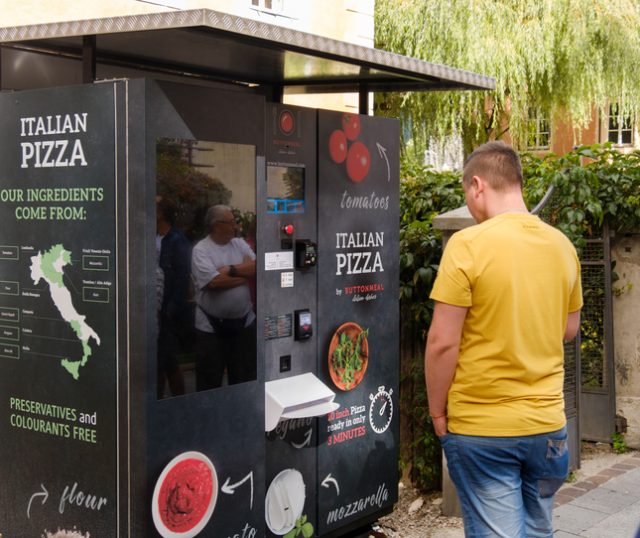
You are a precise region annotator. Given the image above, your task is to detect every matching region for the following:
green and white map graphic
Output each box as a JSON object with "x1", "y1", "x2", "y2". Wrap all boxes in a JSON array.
[{"x1": 30, "y1": 244, "x2": 101, "y2": 379}]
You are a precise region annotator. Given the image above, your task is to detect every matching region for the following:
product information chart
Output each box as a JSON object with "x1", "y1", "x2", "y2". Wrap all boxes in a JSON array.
[{"x1": 0, "y1": 83, "x2": 120, "y2": 537}]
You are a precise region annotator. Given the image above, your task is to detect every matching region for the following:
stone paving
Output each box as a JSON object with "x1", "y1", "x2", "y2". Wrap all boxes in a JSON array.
[{"x1": 553, "y1": 452, "x2": 640, "y2": 537}]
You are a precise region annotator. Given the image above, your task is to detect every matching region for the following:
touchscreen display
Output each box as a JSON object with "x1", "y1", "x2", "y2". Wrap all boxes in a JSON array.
[{"x1": 267, "y1": 165, "x2": 304, "y2": 214}]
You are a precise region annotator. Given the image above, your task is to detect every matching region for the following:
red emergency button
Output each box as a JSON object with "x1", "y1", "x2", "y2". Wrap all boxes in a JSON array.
[{"x1": 282, "y1": 223, "x2": 294, "y2": 236}]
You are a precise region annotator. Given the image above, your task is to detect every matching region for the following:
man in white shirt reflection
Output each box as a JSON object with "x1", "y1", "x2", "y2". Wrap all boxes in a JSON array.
[{"x1": 191, "y1": 204, "x2": 256, "y2": 389}]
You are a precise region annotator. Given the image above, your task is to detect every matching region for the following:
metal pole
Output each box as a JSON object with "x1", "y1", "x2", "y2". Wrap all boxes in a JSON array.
[
  {"x1": 358, "y1": 84, "x2": 369, "y2": 115},
  {"x1": 82, "y1": 35, "x2": 96, "y2": 83}
]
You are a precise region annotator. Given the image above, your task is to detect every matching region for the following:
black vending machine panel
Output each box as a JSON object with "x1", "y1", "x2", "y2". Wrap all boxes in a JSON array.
[{"x1": 263, "y1": 103, "x2": 321, "y2": 538}]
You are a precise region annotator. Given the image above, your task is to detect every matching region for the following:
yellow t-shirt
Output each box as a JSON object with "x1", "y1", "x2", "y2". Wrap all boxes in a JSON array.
[{"x1": 430, "y1": 213, "x2": 583, "y2": 436}]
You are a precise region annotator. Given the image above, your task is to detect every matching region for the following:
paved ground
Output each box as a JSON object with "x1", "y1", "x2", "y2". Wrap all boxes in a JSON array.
[
  {"x1": 553, "y1": 451, "x2": 640, "y2": 537},
  {"x1": 377, "y1": 447, "x2": 640, "y2": 538}
]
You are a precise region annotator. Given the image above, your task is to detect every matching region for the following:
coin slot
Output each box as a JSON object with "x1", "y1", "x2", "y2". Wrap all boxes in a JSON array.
[{"x1": 279, "y1": 355, "x2": 291, "y2": 372}]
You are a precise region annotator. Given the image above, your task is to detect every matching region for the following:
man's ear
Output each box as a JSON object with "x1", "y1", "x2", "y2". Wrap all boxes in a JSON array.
[{"x1": 470, "y1": 175, "x2": 485, "y2": 197}]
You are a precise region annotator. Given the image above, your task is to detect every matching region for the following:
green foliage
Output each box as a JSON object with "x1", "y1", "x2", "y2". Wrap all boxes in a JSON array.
[
  {"x1": 612, "y1": 432, "x2": 628, "y2": 454},
  {"x1": 400, "y1": 155, "x2": 465, "y2": 329},
  {"x1": 399, "y1": 143, "x2": 640, "y2": 490},
  {"x1": 399, "y1": 157, "x2": 462, "y2": 489},
  {"x1": 375, "y1": 0, "x2": 640, "y2": 154},
  {"x1": 522, "y1": 144, "x2": 640, "y2": 388},
  {"x1": 613, "y1": 281, "x2": 633, "y2": 297},
  {"x1": 521, "y1": 143, "x2": 640, "y2": 242},
  {"x1": 156, "y1": 139, "x2": 232, "y2": 240},
  {"x1": 402, "y1": 357, "x2": 442, "y2": 491},
  {"x1": 284, "y1": 515, "x2": 314, "y2": 538}
]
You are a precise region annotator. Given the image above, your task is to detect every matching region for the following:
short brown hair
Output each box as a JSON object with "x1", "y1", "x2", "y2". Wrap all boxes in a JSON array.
[{"x1": 463, "y1": 141, "x2": 523, "y2": 191}]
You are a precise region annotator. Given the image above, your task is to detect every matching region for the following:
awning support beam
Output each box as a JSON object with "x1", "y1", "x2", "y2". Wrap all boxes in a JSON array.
[
  {"x1": 358, "y1": 84, "x2": 369, "y2": 115},
  {"x1": 82, "y1": 35, "x2": 96, "y2": 83}
]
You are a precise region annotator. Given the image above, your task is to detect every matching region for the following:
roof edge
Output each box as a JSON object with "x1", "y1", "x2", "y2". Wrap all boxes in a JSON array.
[{"x1": 0, "y1": 8, "x2": 495, "y2": 92}]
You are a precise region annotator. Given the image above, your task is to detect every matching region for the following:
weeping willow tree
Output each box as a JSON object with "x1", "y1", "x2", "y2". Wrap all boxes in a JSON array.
[{"x1": 375, "y1": 0, "x2": 640, "y2": 157}]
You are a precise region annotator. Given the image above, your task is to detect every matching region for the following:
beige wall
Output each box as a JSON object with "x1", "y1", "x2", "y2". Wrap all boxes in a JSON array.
[
  {"x1": 189, "y1": 0, "x2": 374, "y2": 48},
  {"x1": 4, "y1": 0, "x2": 374, "y2": 113},
  {"x1": 1, "y1": 0, "x2": 173, "y2": 26},
  {"x1": 190, "y1": 141, "x2": 256, "y2": 214},
  {"x1": 611, "y1": 235, "x2": 640, "y2": 449}
]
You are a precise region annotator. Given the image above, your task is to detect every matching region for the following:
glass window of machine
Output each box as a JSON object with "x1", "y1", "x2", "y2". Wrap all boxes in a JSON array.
[{"x1": 155, "y1": 138, "x2": 257, "y2": 399}]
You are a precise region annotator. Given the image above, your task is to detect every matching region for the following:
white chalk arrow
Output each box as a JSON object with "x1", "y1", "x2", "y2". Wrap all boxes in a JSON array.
[
  {"x1": 291, "y1": 428, "x2": 313, "y2": 449},
  {"x1": 321, "y1": 473, "x2": 340, "y2": 496},
  {"x1": 27, "y1": 483, "x2": 49, "y2": 519},
  {"x1": 222, "y1": 471, "x2": 254, "y2": 510},
  {"x1": 376, "y1": 142, "x2": 391, "y2": 182}
]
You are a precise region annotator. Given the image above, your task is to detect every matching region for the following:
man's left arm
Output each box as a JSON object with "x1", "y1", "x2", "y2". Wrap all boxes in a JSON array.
[
  {"x1": 564, "y1": 310, "x2": 581, "y2": 341},
  {"x1": 425, "y1": 301, "x2": 468, "y2": 437},
  {"x1": 232, "y1": 257, "x2": 255, "y2": 278},
  {"x1": 220, "y1": 240, "x2": 256, "y2": 279}
]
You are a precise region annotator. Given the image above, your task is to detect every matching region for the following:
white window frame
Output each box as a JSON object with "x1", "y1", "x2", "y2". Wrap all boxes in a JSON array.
[
  {"x1": 251, "y1": 0, "x2": 285, "y2": 13},
  {"x1": 526, "y1": 109, "x2": 551, "y2": 151},
  {"x1": 606, "y1": 104, "x2": 635, "y2": 147}
]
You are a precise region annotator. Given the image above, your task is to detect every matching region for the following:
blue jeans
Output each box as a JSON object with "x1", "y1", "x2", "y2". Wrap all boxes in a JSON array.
[{"x1": 441, "y1": 427, "x2": 568, "y2": 538}]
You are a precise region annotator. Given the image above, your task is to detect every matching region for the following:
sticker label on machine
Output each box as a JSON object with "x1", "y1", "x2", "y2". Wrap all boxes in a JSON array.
[{"x1": 265, "y1": 251, "x2": 294, "y2": 270}]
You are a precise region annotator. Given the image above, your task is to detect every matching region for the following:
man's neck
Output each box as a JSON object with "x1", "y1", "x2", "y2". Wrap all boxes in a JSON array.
[
  {"x1": 210, "y1": 232, "x2": 230, "y2": 246},
  {"x1": 493, "y1": 206, "x2": 529, "y2": 217},
  {"x1": 486, "y1": 191, "x2": 529, "y2": 219}
]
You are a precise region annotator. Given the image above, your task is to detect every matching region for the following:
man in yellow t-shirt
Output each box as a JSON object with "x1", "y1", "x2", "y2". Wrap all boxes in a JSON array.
[{"x1": 425, "y1": 141, "x2": 582, "y2": 537}]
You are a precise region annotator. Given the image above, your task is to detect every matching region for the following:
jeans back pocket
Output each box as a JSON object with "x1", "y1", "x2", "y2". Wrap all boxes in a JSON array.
[{"x1": 539, "y1": 436, "x2": 569, "y2": 498}]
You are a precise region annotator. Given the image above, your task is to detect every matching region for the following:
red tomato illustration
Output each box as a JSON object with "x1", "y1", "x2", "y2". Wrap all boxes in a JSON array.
[
  {"x1": 346, "y1": 141, "x2": 370, "y2": 182},
  {"x1": 329, "y1": 129, "x2": 348, "y2": 163},
  {"x1": 342, "y1": 113, "x2": 361, "y2": 141},
  {"x1": 279, "y1": 111, "x2": 294, "y2": 134}
]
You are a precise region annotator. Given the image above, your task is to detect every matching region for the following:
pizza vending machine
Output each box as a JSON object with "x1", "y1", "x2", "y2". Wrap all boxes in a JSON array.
[{"x1": 0, "y1": 80, "x2": 399, "y2": 538}]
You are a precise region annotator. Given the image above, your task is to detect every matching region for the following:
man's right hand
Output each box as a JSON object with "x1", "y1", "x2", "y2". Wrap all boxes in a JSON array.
[{"x1": 432, "y1": 415, "x2": 448, "y2": 437}]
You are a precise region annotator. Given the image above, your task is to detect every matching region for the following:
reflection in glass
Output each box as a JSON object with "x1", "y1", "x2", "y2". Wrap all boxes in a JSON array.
[
  {"x1": 156, "y1": 197, "x2": 190, "y2": 399},
  {"x1": 156, "y1": 139, "x2": 257, "y2": 398},
  {"x1": 267, "y1": 165, "x2": 305, "y2": 214}
]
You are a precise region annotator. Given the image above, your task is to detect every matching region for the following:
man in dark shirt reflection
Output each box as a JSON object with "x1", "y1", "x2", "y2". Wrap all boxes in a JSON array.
[{"x1": 156, "y1": 197, "x2": 190, "y2": 398}]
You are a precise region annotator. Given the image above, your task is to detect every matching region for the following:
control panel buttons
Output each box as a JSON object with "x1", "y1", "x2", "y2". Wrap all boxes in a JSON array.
[{"x1": 295, "y1": 240, "x2": 317, "y2": 269}]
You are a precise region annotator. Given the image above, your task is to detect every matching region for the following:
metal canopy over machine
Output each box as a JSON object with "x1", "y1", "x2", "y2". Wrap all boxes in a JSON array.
[{"x1": 0, "y1": 8, "x2": 495, "y2": 97}]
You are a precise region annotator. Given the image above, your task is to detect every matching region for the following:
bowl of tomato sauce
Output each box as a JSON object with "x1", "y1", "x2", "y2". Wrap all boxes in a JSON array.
[{"x1": 152, "y1": 451, "x2": 218, "y2": 538}]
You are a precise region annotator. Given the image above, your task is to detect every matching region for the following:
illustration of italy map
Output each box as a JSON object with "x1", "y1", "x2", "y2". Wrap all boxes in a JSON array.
[{"x1": 30, "y1": 244, "x2": 101, "y2": 379}]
